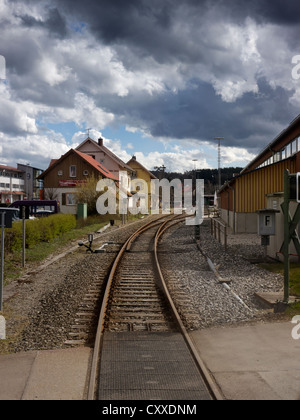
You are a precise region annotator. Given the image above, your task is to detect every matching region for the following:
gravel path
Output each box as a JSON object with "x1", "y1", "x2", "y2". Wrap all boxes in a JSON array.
[{"x1": 159, "y1": 219, "x2": 284, "y2": 331}]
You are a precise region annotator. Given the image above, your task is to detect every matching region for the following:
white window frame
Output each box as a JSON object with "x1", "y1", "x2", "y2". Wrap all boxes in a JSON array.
[{"x1": 69, "y1": 165, "x2": 77, "y2": 178}]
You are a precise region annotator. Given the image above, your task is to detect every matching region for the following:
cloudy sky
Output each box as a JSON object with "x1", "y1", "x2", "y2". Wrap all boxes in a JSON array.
[{"x1": 1, "y1": 0, "x2": 300, "y2": 172}]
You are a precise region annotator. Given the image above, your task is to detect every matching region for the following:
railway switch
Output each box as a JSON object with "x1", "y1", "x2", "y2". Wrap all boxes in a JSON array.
[{"x1": 78, "y1": 234, "x2": 94, "y2": 253}]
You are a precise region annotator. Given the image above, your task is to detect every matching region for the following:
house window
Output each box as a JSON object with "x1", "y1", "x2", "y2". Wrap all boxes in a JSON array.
[
  {"x1": 292, "y1": 139, "x2": 298, "y2": 155},
  {"x1": 62, "y1": 193, "x2": 77, "y2": 206},
  {"x1": 274, "y1": 152, "x2": 281, "y2": 163},
  {"x1": 83, "y1": 170, "x2": 89, "y2": 176},
  {"x1": 70, "y1": 165, "x2": 76, "y2": 177},
  {"x1": 58, "y1": 170, "x2": 63, "y2": 176}
]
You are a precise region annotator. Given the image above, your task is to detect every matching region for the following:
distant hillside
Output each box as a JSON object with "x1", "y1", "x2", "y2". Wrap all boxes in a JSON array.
[{"x1": 151, "y1": 167, "x2": 243, "y2": 194}]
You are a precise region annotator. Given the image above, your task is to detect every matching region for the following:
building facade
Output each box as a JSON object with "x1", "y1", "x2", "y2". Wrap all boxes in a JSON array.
[
  {"x1": 76, "y1": 137, "x2": 134, "y2": 183},
  {"x1": 219, "y1": 115, "x2": 300, "y2": 236},
  {"x1": 17, "y1": 164, "x2": 43, "y2": 200},
  {"x1": 126, "y1": 156, "x2": 157, "y2": 210},
  {"x1": 38, "y1": 149, "x2": 118, "y2": 214},
  {"x1": 0, "y1": 165, "x2": 25, "y2": 203}
]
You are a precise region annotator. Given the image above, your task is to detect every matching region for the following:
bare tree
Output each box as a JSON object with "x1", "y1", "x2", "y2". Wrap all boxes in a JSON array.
[
  {"x1": 44, "y1": 188, "x2": 59, "y2": 201},
  {"x1": 75, "y1": 174, "x2": 101, "y2": 215}
]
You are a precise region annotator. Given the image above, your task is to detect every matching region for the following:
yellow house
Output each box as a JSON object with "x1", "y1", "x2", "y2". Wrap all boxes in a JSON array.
[{"x1": 127, "y1": 156, "x2": 157, "y2": 210}]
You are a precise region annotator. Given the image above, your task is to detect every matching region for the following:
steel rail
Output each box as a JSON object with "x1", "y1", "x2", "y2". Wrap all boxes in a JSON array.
[
  {"x1": 153, "y1": 217, "x2": 224, "y2": 401},
  {"x1": 87, "y1": 215, "x2": 171, "y2": 400},
  {"x1": 87, "y1": 213, "x2": 223, "y2": 400},
  {"x1": 125, "y1": 217, "x2": 176, "y2": 251}
]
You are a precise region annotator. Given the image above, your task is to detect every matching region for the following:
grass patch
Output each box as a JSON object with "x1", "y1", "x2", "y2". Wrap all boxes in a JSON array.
[
  {"x1": 2, "y1": 212, "x2": 145, "y2": 285},
  {"x1": 2, "y1": 215, "x2": 120, "y2": 285},
  {"x1": 260, "y1": 263, "x2": 300, "y2": 296},
  {"x1": 259, "y1": 262, "x2": 300, "y2": 314}
]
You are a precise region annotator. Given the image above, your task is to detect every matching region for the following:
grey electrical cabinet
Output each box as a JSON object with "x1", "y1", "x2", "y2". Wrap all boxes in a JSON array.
[{"x1": 257, "y1": 209, "x2": 280, "y2": 237}]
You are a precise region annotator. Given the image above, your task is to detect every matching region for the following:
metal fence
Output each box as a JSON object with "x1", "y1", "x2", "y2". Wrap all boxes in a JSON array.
[{"x1": 210, "y1": 218, "x2": 228, "y2": 251}]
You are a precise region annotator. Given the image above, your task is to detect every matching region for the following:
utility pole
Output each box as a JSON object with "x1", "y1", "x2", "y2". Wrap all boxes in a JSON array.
[
  {"x1": 0, "y1": 212, "x2": 5, "y2": 312},
  {"x1": 281, "y1": 170, "x2": 300, "y2": 303},
  {"x1": 154, "y1": 165, "x2": 166, "y2": 180},
  {"x1": 192, "y1": 160, "x2": 198, "y2": 207},
  {"x1": 214, "y1": 137, "x2": 224, "y2": 190},
  {"x1": 283, "y1": 170, "x2": 290, "y2": 303}
]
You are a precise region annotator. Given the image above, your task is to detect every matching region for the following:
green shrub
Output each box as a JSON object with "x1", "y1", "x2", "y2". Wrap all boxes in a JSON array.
[
  {"x1": 4, "y1": 221, "x2": 23, "y2": 252},
  {"x1": 38, "y1": 217, "x2": 53, "y2": 242},
  {"x1": 4, "y1": 214, "x2": 76, "y2": 253},
  {"x1": 25, "y1": 219, "x2": 41, "y2": 247}
]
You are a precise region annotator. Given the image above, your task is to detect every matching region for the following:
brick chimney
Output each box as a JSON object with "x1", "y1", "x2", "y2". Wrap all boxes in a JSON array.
[{"x1": 98, "y1": 137, "x2": 104, "y2": 147}]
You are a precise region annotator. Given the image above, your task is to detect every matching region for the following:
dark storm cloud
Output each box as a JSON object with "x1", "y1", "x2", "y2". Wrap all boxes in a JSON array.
[
  {"x1": 19, "y1": 8, "x2": 68, "y2": 38},
  {"x1": 45, "y1": 0, "x2": 212, "y2": 64},
  {"x1": 215, "y1": 0, "x2": 300, "y2": 25},
  {"x1": 101, "y1": 78, "x2": 295, "y2": 153},
  {"x1": 3, "y1": 0, "x2": 300, "y2": 160},
  {"x1": 48, "y1": 0, "x2": 300, "y2": 45}
]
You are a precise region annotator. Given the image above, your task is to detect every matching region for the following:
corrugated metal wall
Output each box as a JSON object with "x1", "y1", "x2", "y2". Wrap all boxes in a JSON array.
[{"x1": 235, "y1": 159, "x2": 296, "y2": 213}]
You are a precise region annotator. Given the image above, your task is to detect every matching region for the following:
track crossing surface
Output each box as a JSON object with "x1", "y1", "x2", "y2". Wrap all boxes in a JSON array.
[{"x1": 98, "y1": 332, "x2": 211, "y2": 400}]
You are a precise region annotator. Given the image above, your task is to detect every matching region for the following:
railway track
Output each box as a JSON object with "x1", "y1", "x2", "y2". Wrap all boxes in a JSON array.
[
  {"x1": 87, "y1": 214, "x2": 222, "y2": 401},
  {"x1": 104, "y1": 222, "x2": 176, "y2": 333}
]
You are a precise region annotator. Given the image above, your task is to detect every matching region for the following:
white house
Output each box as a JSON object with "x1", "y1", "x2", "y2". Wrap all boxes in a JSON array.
[{"x1": 0, "y1": 165, "x2": 25, "y2": 204}]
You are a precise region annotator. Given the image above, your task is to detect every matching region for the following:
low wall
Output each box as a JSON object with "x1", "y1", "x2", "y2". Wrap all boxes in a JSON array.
[
  {"x1": 220, "y1": 209, "x2": 257, "y2": 234},
  {"x1": 221, "y1": 194, "x2": 300, "y2": 262}
]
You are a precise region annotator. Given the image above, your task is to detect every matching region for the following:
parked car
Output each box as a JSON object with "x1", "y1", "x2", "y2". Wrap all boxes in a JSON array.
[
  {"x1": 9, "y1": 200, "x2": 58, "y2": 217},
  {"x1": 34, "y1": 209, "x2": 55, "y2": 217}
]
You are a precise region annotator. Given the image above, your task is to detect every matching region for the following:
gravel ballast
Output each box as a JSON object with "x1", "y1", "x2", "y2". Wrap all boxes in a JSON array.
[
  {"x1": 0, "y1": 217, "x2": 160, "y2": 354},
  {"x1": 159, "y1": 219, "x2": 284, "y2": 331},
  {"x1": 0, "y1": 216, "x2": 285, "y2": 354}
]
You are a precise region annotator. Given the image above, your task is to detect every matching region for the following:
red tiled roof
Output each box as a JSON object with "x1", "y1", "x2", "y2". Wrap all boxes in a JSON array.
[
  {"x1": 38, "y1": 149, "x2": 118, "y2": 181},
  {"x1": 0, "y1": 165, "x2": 24, "y2": 173},
  {"x1": 74, "y1": 150, "x2": 118, "y2": 181},
  {"x1": 76, "y1": 138, "x2": 133, "y2": 172},
  {"x1": 48, "y1": 159, "x2": 58, "y2": 168}
]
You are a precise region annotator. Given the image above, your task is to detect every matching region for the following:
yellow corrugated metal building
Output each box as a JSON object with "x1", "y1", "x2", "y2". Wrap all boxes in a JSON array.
[
  {"x1": 220, "y1": 115, "x2": 300, "y2": 233},
  {"x1": 235, "y1": 159, "x2": 296, "y2": 213}
]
